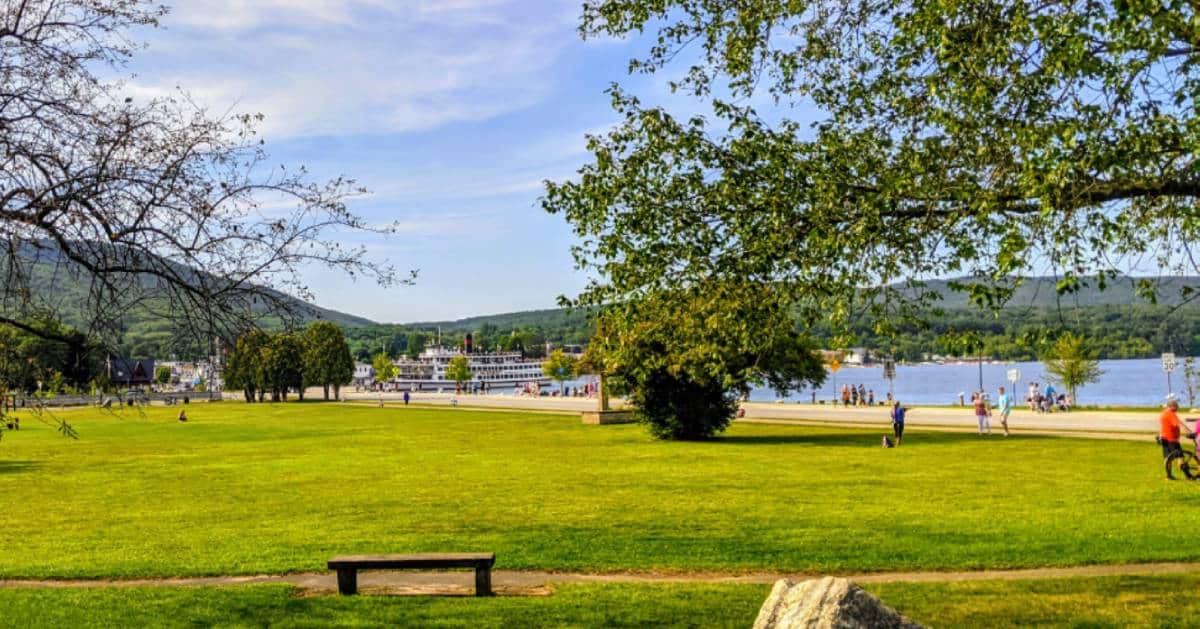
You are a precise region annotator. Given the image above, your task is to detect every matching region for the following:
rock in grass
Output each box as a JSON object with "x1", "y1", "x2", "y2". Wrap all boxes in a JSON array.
[{"x1": 753, "y1": 577, "x2": 923, "y2": 629}]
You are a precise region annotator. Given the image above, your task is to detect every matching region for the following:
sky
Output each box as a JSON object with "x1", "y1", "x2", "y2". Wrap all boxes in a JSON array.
[{"x1": 121, "y1": 0, "x2": 681, "y2": 323}]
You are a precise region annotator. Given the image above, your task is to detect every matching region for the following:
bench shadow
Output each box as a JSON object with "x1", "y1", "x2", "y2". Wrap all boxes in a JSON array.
[{"x1": 0, "y1": 460, "x2": 42, "y2": 474}]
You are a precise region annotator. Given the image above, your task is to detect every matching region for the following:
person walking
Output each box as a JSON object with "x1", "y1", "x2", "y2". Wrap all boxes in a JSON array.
[
  {"x1": 402, "y1": 390, "x2": 410, "y2": 406},
  {"x1": 973, "y1": 391, "x2": 991, "y2": 435},
  {"x1": 890, "y1": 400, "x2": 908, "y2": 446},
  {"x1": 850, "y1": 385, "x2": 859, "y2": 407},
  {"x1": 841, "y1": 385, "x2": 851, "y2": 407},
  {"x1": 857, "y1": 384, "x2": 867, "y2": 406},
  {"x1": 997, "y1": 385, "x2": 1013, "y2": 436}
]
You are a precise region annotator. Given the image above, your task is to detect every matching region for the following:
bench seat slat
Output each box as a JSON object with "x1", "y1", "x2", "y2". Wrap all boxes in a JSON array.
[{"x1": 328, "y1": 553, "x2": 495, "y2": 570}]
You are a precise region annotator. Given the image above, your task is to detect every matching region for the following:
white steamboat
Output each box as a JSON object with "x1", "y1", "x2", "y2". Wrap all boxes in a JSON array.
[{"x1": 388, "y1": 346, "x2": 551, "y2": 391}]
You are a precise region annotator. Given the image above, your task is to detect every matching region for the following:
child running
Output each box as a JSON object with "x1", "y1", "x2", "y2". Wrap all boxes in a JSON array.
[{"x1": 996, "y1": 385, "x2": 1013, "y2": 436}]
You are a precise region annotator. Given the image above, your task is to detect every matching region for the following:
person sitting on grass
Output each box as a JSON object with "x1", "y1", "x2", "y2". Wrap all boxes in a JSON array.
[{"x1": 1159, "y1": 399, "x2": 1195, "y2": 480}]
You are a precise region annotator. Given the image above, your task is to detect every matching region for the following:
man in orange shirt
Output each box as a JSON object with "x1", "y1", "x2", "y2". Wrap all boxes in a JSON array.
[{"x1": 1160, "y1": 399, "x2": 1195, "y2": 479}]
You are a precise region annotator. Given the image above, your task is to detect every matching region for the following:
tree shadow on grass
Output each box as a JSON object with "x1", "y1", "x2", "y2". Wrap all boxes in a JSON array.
[
  {"x1": 0, "y1": 460, "x2": 41, "y2": 474},
  {"x1": 717, "y1": 431, "x2": 1057, "y2": 447}
]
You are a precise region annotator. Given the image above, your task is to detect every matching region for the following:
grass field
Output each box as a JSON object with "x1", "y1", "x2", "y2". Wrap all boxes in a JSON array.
[
  {"x1": 0, "y1": 402, "x2": 1195, "y2": 580},
  {"x1": 2, "y1": 574, "x2": 1200, "y2": 627}
]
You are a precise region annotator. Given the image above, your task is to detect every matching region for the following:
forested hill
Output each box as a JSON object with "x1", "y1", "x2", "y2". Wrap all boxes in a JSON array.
[
  {"x1": 356, "y1": 275, "x2": 1200, "y2": 363},
  {"x1": 8, "y1": 247, "x2": 375, "y2": 358},
  {"x1": 17, "y1": 257, "x2": 1200, "y2": 360},
  {"x1": 921, "y1": 276, "x2": 1200, "y2": 308},
  {"x1": 400, "y1": 276, "x2": 1200, "y2": 330}
]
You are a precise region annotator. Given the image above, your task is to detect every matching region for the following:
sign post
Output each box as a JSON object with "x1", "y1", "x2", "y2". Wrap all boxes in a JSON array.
[
  {"x1": 883, "y1": 358, "x2": 896, "y2": 400},
  {"x1": 1163, "y1": 353, "x2": 1178, "y2": 400},
  {"x1": 1007, "y1": 368, "x2": 1021, "y2": 392},
  {"x1": 827, "y1": 354, "x2": 842, "y2": 404}
]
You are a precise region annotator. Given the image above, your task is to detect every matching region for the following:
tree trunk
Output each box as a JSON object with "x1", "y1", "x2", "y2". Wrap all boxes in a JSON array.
[
  {"x1": 334, "y1": 384, "x2": 340, "y2": 400},
  {"x1": 298, "y1": 387, "x2": 305, "y2": 401},
  {"x1": 323, "y1": 384, "x2": 330, "y2": 401},
  {"x1": 599, "y1": 373, "x2": 610, "y2": 411}
]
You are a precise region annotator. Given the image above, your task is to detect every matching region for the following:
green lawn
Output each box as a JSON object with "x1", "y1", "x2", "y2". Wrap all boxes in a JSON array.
[
  {"x1": 0, "y1": 402, "x2": 1194, "y2": 579},
  {"x1": 2, "y1": 575, "x2": 1200, "y2": 628}
]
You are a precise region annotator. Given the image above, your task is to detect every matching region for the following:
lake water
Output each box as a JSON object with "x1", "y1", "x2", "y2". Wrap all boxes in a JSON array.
[
  {"x1": 756, "y1": 357, "x2": 1184, "y2": 407},
  {"x1": 553, "y1": 357, "x2": 1186, "y2": 407}
]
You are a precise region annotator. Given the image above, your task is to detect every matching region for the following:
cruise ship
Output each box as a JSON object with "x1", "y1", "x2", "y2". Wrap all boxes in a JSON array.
[{"x1": 386, "y1": 346, "x2": 553, "y2": 391}]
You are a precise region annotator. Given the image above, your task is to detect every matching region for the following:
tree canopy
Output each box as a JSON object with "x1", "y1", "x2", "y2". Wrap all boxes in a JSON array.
[
  {"x1": 1, "y1": 0, "x2": 411, "y2": 356},
  {"x1": 223, "y1": 330, "x2": 270, "y2": 403},
  {"x1": 1041, "y1": 332, "x2": 1103, "y2": 403},
  {"x1": 372, "y1": 352, "x2": 397, "y2": 384},
  {"x1": 588, "y1": 282, "x2": 825, "y2": 439},
  {"x1": 303, "y1": 321, "x2": 354, "y2": 401},
  {"x1": 542, "y1": 350, "x2": 579, "y2": 393},
  {"x1": 444, "y1": 355, "x2": 472, "y2": 388},
  {"x1": 547, "y1": 0, "x2": 1200, "y2": 345}
]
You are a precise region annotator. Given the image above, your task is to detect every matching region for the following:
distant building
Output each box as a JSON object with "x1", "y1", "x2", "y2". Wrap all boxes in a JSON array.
[
  {"x1": 106, "y1": 358, "x2": 155, "y2": 388},
  {"x1": 154, "y1": 359, "x2": 222, "y2": 391},
  {"x1": 353, "y1": 362, "x2": 375, "y2": 387},
  {"x1": 843, "y1": 348, "x2": 869, "y2": 366}
]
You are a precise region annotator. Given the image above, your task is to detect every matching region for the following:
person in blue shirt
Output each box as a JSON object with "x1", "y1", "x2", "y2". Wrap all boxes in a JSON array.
[
  {"x1": 997, "y1": 386, "x2": 1013, "y2": 436},
  {"x1": 890, "y1": 400, "x2": 909, "y2": 446}
]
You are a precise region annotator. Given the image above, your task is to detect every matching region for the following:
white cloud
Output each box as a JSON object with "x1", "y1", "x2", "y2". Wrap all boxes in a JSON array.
[{"x1": 130, "y1": 0, "x2": 580, "y2": 138}]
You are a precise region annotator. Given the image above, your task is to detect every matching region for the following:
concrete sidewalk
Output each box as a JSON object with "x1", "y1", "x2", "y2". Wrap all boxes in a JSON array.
[{"x1": 341, "y1": 391, "x2": 1171, "y2": 436}]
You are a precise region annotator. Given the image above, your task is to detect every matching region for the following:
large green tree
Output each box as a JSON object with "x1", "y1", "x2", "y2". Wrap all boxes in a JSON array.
[
  {"x1": 547, "y1": 1, "x2": 1200, "y2": 345},
  {"x1": 1042, "y1": 332, "x2": 1104, "y2": 404},
  {"x1": 303, "y1": 321, "x2": 354, "y2": 401},
  {"x1": 262, "y1": 333, "x2": 305, "y2": 402},
  {"x1": 542, "y1": 350, "x2": 579, "y2": 394},
  {"x1": 224, "y1": 330, "x2": 270, "y2": 403},
  {"x1": 588, "y1": 282, "x2": 825, "y2": 439},
  {"x1": 372, "y1": 352, "x2": 398, "y2": 385},
  {"x1": 444, "y1": 355, "x2": 473, "y2": 392}
]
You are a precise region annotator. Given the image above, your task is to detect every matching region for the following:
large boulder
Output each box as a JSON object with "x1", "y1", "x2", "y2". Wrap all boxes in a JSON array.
[{"x1": 753, "y1": 577, "x2": 923, "y2": 629}]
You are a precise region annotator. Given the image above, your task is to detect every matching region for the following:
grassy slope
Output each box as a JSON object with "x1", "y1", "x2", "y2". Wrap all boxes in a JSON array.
[
  {"x1": 2, "y1": 575, "x2": 1200, "y2": 628},
  {"x1": 0, "y1": 403, "x2": 1195, "y2": 578}
]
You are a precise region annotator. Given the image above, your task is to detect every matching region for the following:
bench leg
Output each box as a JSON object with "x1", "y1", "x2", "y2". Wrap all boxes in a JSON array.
[
  {"x1": 475, "y1": 566, "x2": 493, "y2": 597},
  {"x1": 336, "y1": 568, "x2": 358, "y2": 595}
]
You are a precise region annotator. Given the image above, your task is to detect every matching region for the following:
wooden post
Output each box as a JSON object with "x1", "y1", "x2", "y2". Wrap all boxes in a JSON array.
[
  {"x1": 336, "y1": 568, "x2": 358, "y2": 595},
  {"x1": 474, "y1": 565, "x2": 493, "y2": 596}
]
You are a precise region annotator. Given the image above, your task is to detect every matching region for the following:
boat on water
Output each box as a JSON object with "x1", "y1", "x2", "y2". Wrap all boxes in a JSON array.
[{"x1": 383, "y1": 346, "x2": 553, "y2": 391}]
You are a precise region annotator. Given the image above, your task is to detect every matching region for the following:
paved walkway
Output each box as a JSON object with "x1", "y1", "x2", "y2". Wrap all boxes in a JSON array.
[
  {"x1": 341, "y1": 391, "x2": 1165, "y2": 437},
  {"x1": 3, "y1": 562, "x2": 1199, "y2": 595}
]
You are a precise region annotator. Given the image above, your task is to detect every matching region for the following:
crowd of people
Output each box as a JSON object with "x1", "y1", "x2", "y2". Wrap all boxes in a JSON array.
[
  {"x1": 1026, "y1": 381, "x2": 1074, "y2": 413},
  {"x1": 838, "y1": 384, "x2": 887, "y2": 407}
]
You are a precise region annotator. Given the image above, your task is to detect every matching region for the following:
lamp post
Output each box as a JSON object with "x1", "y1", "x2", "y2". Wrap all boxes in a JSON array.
[{"x1": 883, "y1": 358, "x2": 896, "y2": 400}]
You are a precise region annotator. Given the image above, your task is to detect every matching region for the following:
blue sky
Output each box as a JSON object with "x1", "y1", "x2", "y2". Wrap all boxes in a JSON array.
[{"x1": 122, "y1": 0, "x2": 677, "y2": 323}]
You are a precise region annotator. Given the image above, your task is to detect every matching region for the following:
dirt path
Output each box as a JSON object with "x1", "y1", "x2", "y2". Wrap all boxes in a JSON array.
[{"x1": 3, "y1": 562, "x2": 1198, "y2": 595}]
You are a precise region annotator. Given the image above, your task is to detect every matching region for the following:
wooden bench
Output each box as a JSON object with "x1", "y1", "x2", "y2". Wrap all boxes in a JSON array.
[{"x1": 327, "y1": 553, "x2": 496, "y2": 596}]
